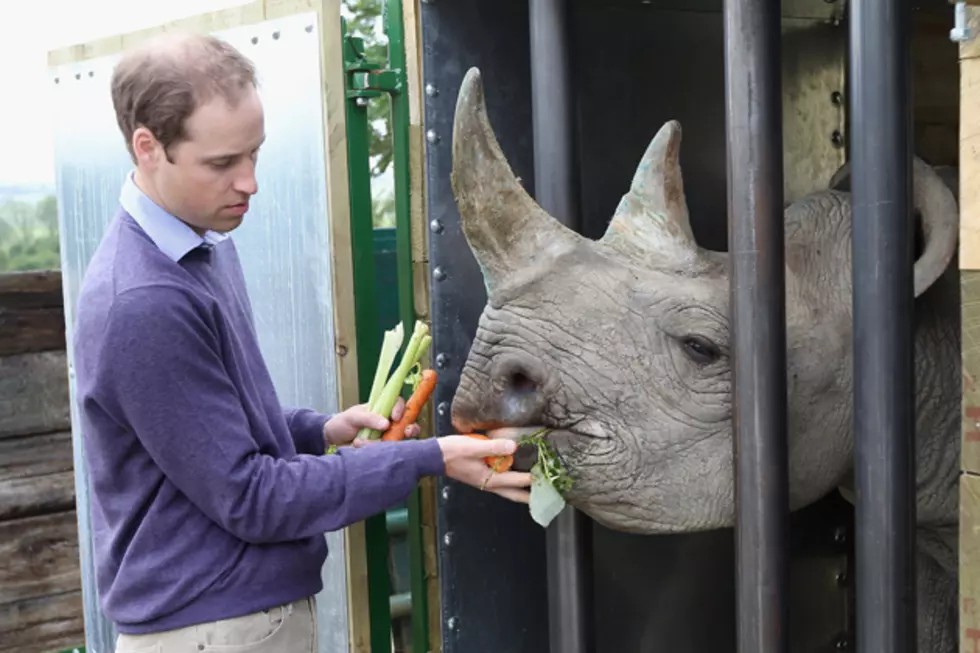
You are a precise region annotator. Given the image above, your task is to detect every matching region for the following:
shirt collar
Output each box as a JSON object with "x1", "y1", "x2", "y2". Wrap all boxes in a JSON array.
[{"x1": 119, "y1": 171, "x2": 229, "y2": 262}]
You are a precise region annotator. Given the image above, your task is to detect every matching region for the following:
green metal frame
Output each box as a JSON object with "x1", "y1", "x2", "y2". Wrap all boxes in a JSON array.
[{"x1": 342, "y1": 1, "x2": 430, "y2": 650}]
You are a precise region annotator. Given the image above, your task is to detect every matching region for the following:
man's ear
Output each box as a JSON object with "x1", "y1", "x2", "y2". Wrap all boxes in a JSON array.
[{"x1": 132, "y1": 126, "x2": 161, "y2": 168}]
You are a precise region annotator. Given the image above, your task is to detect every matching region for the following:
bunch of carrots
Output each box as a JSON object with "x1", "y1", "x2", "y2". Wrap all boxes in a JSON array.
[{"x1": 356, "y1": 320, "x2": 513, "y2": 472}]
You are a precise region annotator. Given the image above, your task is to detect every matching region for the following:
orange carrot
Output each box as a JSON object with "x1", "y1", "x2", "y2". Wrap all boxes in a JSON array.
[
  {"x1": 464, "y1": 433, "x2": 515, "y2": 473},
  {"x1": 382, "y1": 369, "x2": 438, "y2": 441}
]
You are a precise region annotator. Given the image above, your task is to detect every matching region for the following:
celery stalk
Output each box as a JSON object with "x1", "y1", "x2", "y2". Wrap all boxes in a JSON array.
[
  {"x1": 358, "y1": 320, "x2": 431, "y2": 440},
  {"x1": 368, "y1": 323, "x2": 404, "y2": 406}
]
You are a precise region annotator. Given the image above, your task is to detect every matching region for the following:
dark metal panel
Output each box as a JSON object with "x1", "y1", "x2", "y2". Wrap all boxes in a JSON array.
[
  {"x1": 848, "y1": 0, "x2": 918, "y2": 650},
  {"x1": 419, "y1": 3, "x2": 551, "y2": 653}
]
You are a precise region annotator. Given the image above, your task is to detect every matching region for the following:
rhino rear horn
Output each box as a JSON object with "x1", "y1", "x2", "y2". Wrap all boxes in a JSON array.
[
  {"x1": 599, "y1": 121, "x2": 699, "y2": 264},
  {"x1": 828, "y1": 158, "x2": 958, "y2": 298},
  {"x1": 450, "y1": 67, "x2": 582, "y2": 293}
]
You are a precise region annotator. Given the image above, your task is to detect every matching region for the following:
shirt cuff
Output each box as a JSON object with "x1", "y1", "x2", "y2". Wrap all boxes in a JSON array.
[{"x1": 285, "y1": 407, "x2": 332, "y2": 456}]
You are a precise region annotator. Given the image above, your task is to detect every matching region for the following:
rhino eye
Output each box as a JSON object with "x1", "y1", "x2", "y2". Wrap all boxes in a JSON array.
[{"x1": 681, "y1": 335, "x2": 721, "y2": 365}]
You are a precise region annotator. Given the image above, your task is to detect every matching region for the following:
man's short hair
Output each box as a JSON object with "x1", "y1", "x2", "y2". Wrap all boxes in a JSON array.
[{"x1": 111, "y1": 33, "x2": 257, "y2": 163}]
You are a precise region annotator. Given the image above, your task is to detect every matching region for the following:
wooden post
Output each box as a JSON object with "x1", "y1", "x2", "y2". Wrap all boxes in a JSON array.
[
  {"x1": 961, "y1": 7, "x2": 980, "y2": 651},
  {"x1": 0, "y1": 270, "x2": 82, "y2": 653}
]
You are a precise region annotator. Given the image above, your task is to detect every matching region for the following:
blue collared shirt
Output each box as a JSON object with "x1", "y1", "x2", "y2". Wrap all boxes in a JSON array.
[{"x1": 119, "y1": 172, "x2": 229, "y2": 262}]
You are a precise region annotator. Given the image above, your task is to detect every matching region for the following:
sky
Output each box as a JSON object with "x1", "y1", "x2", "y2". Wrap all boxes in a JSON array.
[{"x1": 0, "y1": 0, "x2": 252, "y2": 187}]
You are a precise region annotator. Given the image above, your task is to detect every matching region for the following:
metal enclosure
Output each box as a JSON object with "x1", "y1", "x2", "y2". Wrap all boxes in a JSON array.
[
  {"x1": 420, "y1": 0, "x2": 856, "y2": 651},
  {"x1": 48, "y1": 13, "x2": 351, "y2": 653}
]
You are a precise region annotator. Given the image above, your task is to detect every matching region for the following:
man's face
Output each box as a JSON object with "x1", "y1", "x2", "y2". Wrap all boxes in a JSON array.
[{"x1": 136, "y1": 86, "x2": 265, "y2": 235}]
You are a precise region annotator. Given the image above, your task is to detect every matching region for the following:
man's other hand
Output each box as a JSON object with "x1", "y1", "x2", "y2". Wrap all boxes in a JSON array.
[{"x1": 323, "y1": 397, "x2": 420, "y2": 448}]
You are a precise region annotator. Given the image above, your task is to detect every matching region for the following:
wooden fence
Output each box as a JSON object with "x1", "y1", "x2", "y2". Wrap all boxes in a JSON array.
[{"x1": 0, "y1": 270, "x2": 84, "y2": 652}]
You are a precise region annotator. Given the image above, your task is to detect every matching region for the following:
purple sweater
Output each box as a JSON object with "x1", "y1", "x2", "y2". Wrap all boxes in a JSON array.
[{"x1": 72, "y1": 209, "x2": 445, "y2": 634}]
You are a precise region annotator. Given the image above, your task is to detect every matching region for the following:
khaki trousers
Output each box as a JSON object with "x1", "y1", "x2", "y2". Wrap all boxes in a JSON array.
[{"x1": 115, "y1": 597, "x2": 318, "y2": 653}]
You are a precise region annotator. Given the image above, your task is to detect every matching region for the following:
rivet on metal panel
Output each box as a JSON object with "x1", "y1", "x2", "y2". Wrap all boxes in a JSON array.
[
  {"x1": 336, "y1": 344, "x2": 349, "y2": 357},
  {"x1": 831, "y1": 91, "x2": 843, "y2": 106},
  {"x1": 433, "y1": 266, "x2": 447, "y2": 282},
  {"x1": 356, "y1": 97, "x2": 369, "y2": 107},
  {"x1": 251, "y1": 36, "x2": 259, "y2": 45},
  {"x1": 437, "y1": 401, "x2": 449, "y2": 416},
  {"x1": 272, "y1": 30, "x2": 281, "y2": 40},
  {"x1": 441, "y1": 486, "x2": 451, "y2": 501},
  {"x1": 446, "y1": 617, "x2": 457, "y2": 631},
  {"x1": 88, "y1": 71, "x2": 94, "y2": 78},
  {"x1": 831, "y1": 130, "x2": 844, "y2": 148},
  {"x1": 425, "y1": 83, "x2": 438, "y2": 97},
  {"x1": 305, "y1": 24, "x2": 313, "y2": 33},
  {"x1": 54, "y1": 77, "x2": 59, "y2": 84},
  {"x1": 833, "y1": 526, "x2": 847, "y2": 543},
  {"x1": 430, "y1": 219, "x2": 444, "y2": 234},
  {"x1": 436, "y1": 353, "x2": 449, "y2": 368},
  {"x1": 835, "y1": 569, "x2": 848, "y2": 585},
  {"x1": 835, "y1": 636, "x2": 849, "y2": 650},
  {"x1": 426, "y1": 129, "x2": 440, "y2": 144},
  {"x1": 443, "y1": 532, "x2": 453, "y2": 546},
  {"x1": 75, "y1": 73, "x2": 81, "y2": 80}
]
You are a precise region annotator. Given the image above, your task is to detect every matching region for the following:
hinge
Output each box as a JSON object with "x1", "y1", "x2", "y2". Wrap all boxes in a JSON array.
[{"x1": 342, "y1": 22, "x2": 402, "y2": 99}]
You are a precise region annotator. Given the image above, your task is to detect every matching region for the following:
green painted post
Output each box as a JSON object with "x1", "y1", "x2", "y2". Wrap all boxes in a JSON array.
[
  {"x1": 341, "y1": 19, "x2": 395, "y2": 653},
  {"x1": 384, "y1": 1, "x2": 432, "y2": 651}
]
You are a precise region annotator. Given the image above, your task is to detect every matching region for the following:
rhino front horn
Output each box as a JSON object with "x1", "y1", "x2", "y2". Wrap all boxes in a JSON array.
[{"x1": 451, "y1": 67, "x2": 583, "y2": 293}]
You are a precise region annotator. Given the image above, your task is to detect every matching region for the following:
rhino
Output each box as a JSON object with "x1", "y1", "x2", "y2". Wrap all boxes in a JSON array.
[{"x1": 447, "y1": 67, "x2": 961, "y2": 653}]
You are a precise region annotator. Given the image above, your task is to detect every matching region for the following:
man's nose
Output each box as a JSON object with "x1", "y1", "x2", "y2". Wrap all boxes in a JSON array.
[{"x1": 234, "y1": 165, "x2": 258, "y2": 196}]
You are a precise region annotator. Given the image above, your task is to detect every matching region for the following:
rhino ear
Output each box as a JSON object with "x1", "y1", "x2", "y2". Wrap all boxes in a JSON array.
[
  {"x1": 450, "y1": 67, "x2": 582, "y2": 293},
  {"x1": 827, "y1": 157, "x2": 958, "y2": 299},
  {"x1": 600, "y1": 121, "x2": 698, "y2": 263}
]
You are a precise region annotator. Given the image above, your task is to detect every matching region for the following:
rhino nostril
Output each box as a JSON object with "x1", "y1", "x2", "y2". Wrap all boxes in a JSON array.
[{"x1": 509, "y1": 370, "x2": 537, "y2": 395}]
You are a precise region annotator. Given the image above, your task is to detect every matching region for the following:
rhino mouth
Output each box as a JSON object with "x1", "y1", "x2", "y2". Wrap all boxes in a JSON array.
[{"x1": 467, "y1": 421, "x2": 595, "y2": 473}]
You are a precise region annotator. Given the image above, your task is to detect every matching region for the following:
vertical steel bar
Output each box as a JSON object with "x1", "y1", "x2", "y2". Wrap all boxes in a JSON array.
[
  {"x1": 849, "y1": 0, "x2": 917, "y2": 648},
  {"x1": 722, "y1": 0, "x2": 790, "y2": 651},
  {"x1": 529, "y1": 1, "x2": 594, "y2": 653}
]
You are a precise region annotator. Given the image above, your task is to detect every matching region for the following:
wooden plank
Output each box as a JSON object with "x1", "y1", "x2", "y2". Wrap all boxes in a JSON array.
[
  {"x1": 963, "y1": 474, "x2": 980, "y2": 652},
  {"x1": 0, "y1": 307, "x2": 65, "y2": 357},
  {"x1": 0, "y1": 271, "x2": 63, "y2": 310},
  {"x1": 0, "y1": 474, "x2": 75, "y2": 523},
  {"x1": 963, "y1": 55, "x2": 980, "y2": 269},
  {"x1": 402, "y1": 1, "x2": 443, "y2": 650},
  {"x1": 0, "y1": 590, "x2": 85, "y2": 653},
  {"x1": 46, "y1": 1, "x2": 314, "y2": 66},
  {"x1": 0, "y1": 512, "x2": 81, "y2": 605},
  {"x1": 912, "y1": 11, "x2": 960, "y2": 168},
  {"x1": 963, "y1": 273, "x2": 980, "y2": 475},
  {"x1": 0, "y1": 351, "x2": 71, "y2": 440},
  {"x1": 0, "y1": 430, "x2": 75, "y2": 521}
]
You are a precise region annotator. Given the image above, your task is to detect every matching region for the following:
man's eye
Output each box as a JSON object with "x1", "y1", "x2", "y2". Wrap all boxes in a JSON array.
[{"x1": 210, "y1": 159, "x2": 234, "y2": 169}]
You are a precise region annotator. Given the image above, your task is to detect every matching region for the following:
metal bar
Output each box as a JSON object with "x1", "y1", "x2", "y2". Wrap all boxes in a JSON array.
[
  {"x1": 530, "y1": 0, "x2": 577, "y2": 229},
  {"x1": 722, "y1": 0, "x2": 790, "y2": 651},
  {"x1": 529, "y1": 2, "x2": 594, "y2": 653},
  {"x1": 383, "y1": 1, "x2": 433, "y2": 651},
  {"x1": 849, "y1": 0, "x2": 917, "y2": 649}
]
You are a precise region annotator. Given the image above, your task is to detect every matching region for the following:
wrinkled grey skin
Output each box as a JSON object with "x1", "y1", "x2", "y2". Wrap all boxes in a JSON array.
[{"x1": 448, "y1": 67, "x2": 961, "y2": 652}]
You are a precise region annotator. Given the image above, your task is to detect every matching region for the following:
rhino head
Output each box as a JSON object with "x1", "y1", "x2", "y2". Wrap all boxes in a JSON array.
[{"x1": 448, "y1": 67, "x2": 959, "y2": 535}]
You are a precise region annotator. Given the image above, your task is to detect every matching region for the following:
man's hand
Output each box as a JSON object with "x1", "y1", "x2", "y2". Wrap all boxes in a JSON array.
[
  {"x1": 324, "y1": 397, "x2": 420, "y2": 448},
  {"x1": 437, "y1": 436, "x2": 532, "y2": 504}
]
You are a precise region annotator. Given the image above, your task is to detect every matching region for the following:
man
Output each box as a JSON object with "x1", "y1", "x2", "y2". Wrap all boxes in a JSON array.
[{"x1": 72, "y1": 32, "x2": 531, "y2": 653}]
